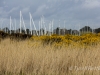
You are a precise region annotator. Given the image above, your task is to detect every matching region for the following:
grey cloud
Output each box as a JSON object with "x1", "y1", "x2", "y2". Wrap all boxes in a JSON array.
[{"x1": 0, "y1": 0, "x2": 100, "y2": 29}]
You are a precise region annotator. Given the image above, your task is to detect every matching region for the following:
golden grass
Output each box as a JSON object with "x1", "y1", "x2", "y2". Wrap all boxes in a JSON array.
[{"x1": 0, "y1": 38, "x2": 100, "y2": 75}]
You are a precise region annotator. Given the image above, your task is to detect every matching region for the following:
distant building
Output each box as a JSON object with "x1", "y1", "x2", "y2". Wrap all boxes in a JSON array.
[
  {"x1": 80, "y1": 26, "x2": 92, "y2": 33},
  {"x1": 67, "y1": 29, "x2": 72, "y2": 35},
  {"x1": 72, "y1": 30, "x2": 79, "y2": 35},
  {"x1": 60, "y1": 29, "x2": 68, "y2": 35},
  {"x1": 94, "y1": 28, "x2": 100, "y2": 33}
]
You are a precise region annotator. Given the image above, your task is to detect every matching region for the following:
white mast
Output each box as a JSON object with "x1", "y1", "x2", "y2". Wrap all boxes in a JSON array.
[
  {"x1": 20, "y1": 11, "x2": 27, "y2": 34},
  {"x1": 31, "y1": 16, "x2": 38, "y2": 36},
  {"x1": 10, "y1": 17, "x2": 15, "y2": 34},
  {"x1": 22, "y1": 16, "x2": 26, "y2": 34},
  {"x1": 51, "y1": 20, "x2": 54, "y2": 35},
  {"x1": 49, "y1": 21, "x2": 51, "y2": 36},
  {"x1": 29, "y1": 12, "x2": 32, "y2": 35},
  {"x1": 42, "y1": 15, "x2": 45, "y2": 35},
  {"x1": 39, "y1": 21, "x2": 40, "y2": 36},
  {"x1": 29, "y1": 13, "x2": 38, "y2": 36}
]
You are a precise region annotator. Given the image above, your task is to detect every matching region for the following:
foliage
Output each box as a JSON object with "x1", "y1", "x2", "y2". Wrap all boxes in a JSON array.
[{"x1": 31, "y1": 33, "x2": 100, "y2": 48}]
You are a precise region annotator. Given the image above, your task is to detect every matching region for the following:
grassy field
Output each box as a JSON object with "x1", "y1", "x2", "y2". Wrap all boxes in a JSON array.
[{"x1": 0, "y1": 38, "x2": 100, "y2": 75}]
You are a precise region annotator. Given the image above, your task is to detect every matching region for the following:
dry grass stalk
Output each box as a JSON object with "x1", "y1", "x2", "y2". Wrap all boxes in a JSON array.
[{"x1": 0, "y1": 39, "x2": 100, "y2": 75}]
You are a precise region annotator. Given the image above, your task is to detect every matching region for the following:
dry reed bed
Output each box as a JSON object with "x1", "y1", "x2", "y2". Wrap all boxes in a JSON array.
[{"x1": 0, "y1": 39, "x2": 100, "y2": 75}]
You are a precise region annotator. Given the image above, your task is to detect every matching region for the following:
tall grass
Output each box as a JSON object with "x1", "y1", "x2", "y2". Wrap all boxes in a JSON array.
[{"x1": 0, "y1": 38, "x2": 100, "y2": 75}]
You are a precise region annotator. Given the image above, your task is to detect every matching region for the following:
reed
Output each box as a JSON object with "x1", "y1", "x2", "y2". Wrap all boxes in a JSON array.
[{"x1": 0, "y1": 38, "x2": 100, "y2": 75}]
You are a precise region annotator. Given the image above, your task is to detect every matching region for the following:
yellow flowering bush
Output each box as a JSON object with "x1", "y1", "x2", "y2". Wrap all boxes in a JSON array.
[{"x1": 30, "y1": 33, "x2": 100, "y2": 48}]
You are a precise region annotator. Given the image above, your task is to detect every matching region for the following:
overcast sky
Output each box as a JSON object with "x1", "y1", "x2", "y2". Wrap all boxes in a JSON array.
[{"x1": 0, "y1": 0, "x2": 100, "y2": 30}]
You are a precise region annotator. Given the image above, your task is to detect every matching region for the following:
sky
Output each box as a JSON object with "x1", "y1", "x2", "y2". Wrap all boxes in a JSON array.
[{"x1": 0, "y1": 0, "x2": 100, "y2": 30}]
